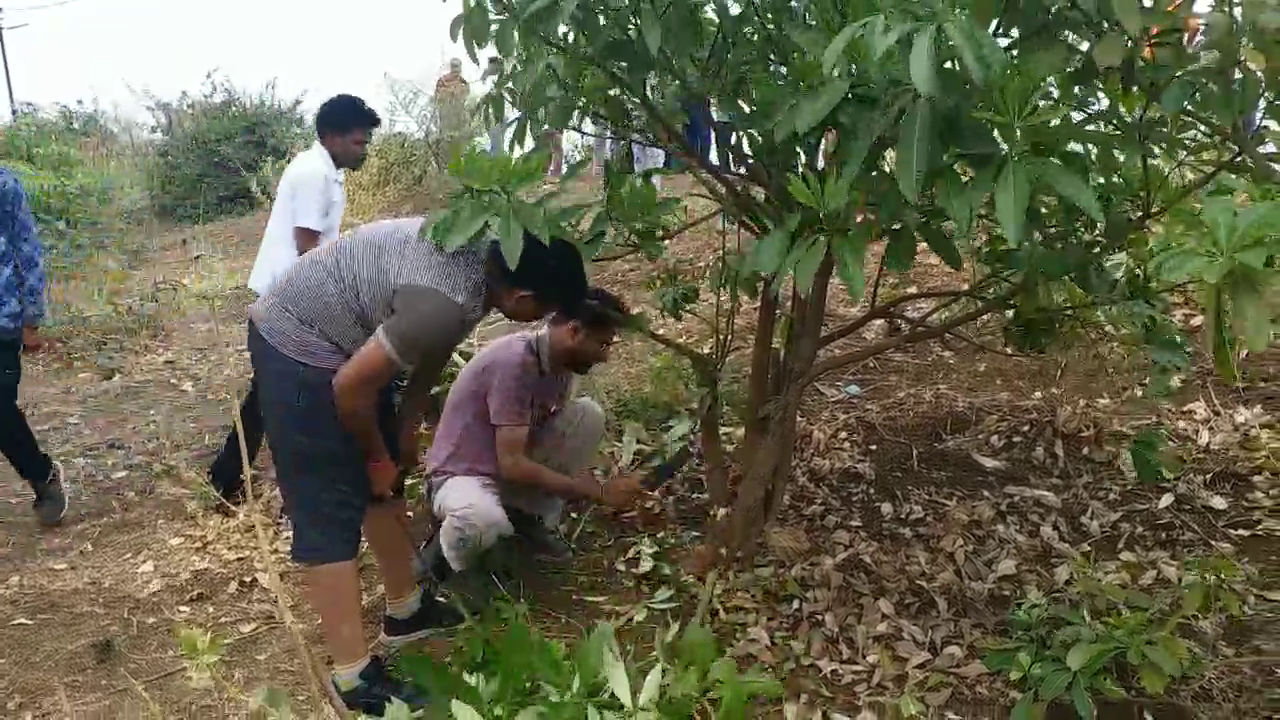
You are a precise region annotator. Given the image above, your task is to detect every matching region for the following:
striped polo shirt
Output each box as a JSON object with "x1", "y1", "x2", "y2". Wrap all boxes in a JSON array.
[{"x1": 249, "y1": 216, "x2": 490, "y2": 370}]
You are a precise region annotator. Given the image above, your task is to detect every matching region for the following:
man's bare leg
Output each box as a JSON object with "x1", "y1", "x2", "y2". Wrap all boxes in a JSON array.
[{"x1": 305, "y1": 561, "x2": 367, "y2": 666}]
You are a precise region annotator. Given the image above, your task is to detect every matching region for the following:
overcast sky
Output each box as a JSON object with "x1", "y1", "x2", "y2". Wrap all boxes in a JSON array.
[{"x1": 2, "y1": 0, "x2": 473, "y2": 119}]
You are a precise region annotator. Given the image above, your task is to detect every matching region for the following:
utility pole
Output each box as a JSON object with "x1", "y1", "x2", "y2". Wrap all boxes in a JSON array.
[{"x1": 0, "y1": 10, "x2": 17, "y2": 120}]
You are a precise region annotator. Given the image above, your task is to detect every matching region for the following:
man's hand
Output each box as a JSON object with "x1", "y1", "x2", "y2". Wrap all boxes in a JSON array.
[
  {"x1": 21, "y1": 326, "x2": 47, "y2": 353},
  {"x1": 599, "y1": 474, "x2": 645, "y2": 509},
  {"x1": 368, "y1": 457, "x2": 399, "y2": 500}
]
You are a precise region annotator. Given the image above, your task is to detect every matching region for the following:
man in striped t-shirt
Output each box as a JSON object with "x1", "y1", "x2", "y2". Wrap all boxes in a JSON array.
[{"x1": 248, "y1": 216, "x2": 587, "y2": 715}]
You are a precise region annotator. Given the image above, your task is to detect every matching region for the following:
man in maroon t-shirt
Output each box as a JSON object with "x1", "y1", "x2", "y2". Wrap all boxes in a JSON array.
[{"x1": 419, "y1": 287, "x2": 643, "y2": 579}]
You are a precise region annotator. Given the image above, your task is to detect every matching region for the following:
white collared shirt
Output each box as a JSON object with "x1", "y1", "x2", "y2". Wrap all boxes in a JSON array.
[{"x1": 247, "y1": 142, "x2": 346, "y2": 296}]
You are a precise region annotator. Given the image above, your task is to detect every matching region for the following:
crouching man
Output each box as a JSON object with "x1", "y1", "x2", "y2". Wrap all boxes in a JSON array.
[
  {"x1": 419, "y1": 287, "x2": 645, "y2": 581},
  {"x1": 247, "y1": 216, "x2": 587, "y2": 716}
]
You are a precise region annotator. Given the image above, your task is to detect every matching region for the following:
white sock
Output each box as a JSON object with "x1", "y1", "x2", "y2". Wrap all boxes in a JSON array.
[
  {"x1": 332, "y1": 655, "x2": 371, "y2": 691},
  {"x1": 386, "y1": 585, "x2": 423, "y2": 620}
]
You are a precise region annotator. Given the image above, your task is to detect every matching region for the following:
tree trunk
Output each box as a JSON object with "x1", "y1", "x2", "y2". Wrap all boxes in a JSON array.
[
  {"x1": 724, "y1": 252, "x2": 834, "y2": 558},
  {"x1": 699, "y1": 380, "x2": 731, "y2": 507},
  {"x1": 742, "y1": 290, "x2": 779, "y2": 454}
]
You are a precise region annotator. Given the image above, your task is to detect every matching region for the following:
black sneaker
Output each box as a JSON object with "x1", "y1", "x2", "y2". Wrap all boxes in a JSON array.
[
  {"x1": 378, "y1": 591, "x2": 465, "y2": 647},
  {"x1": 33, "y1": 461, "x2": 68, "y2": 527},
  {"x1": 334, "y1": 655, "x2": 428, "y2": 716},
  {"x1": 414, "y1": 535, "x2": 454, "y2": 585},
  {"x1": 508, "y1": 509, "x2": 573, "y2": 561}
]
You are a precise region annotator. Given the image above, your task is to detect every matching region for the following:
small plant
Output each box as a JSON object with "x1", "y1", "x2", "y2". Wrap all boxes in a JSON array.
[
  {"x1": 176, "y1": 626, "x2": 226, "y2": 689},
  {"x1": 984, "y1": 557, "x2": 1248, "y2": 719},
  {"x1": 398, "y1": 603, "x2": 782, "y2": 718}
]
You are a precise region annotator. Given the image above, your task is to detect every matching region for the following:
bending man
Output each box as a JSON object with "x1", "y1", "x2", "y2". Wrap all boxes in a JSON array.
[
  {"x1": 209, "y1": 94, "x2": 381, "y2": 505},
  {"x1": 248, "y1": 216, "x2": 587, "y2": 715}
]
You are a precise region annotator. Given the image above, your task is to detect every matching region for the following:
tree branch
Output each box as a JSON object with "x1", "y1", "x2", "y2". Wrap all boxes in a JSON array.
[
  {"x1": 802, "y1": 296, "x2": 1011, "y2": 387},
  {"x1": 819, "y1": 289, "x2": 978, "y2": 348}
]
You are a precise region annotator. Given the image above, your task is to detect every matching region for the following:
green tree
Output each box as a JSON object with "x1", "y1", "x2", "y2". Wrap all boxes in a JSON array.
[{"x1": 437, "y1": 0, "x2": 1280, "y2": 557}]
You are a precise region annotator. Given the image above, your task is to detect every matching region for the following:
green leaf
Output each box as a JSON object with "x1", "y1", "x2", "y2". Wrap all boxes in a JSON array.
[
  {"x1": 895, "y1": 98, "x2": 932, "y2": 204},
  {"x1": 823, "y1": 22, "x2": 862, "y2": 75},
  {"x1": 793, "y1": 236, "x2": 830, "y2": 297},
  {"x1": 832, "y1": 232, "x2": 869, "y2": 299},
  {"x1": 910, "y1": 25, "x2": 940, "y2": 97},
  {"x1": 1160, "y1": 79, "x2": 1194, "y2": 116},
  {"x1": 675, "y1": 622, "x2": 718, "y2": 675},
  {"x1": 1039, "y1": 668, "x2": 1074, "y2": 701},
  {"x1": 787, "y1": 174, "x2": 820, "y2": 209},
  {"x1": 446, "y1": 204, "x2": 494, "y2": 250},
  {"x1": 1111, "y1": 0, "x2": 1143, "y2": 37},
  {"x1": 638, "y1": 662, "x2": 664, "y2": 708},
  {"x1": 1142, "y1": 644, "x2": 1182, "y2": 677},
  {"x1": 498, "y1": 205, "x2": 525, "y2": 269},
  {"x1": 449, "y1": 12, "x2": 465, "y2": 43},
  {"x1": 792, "y1": 78, "x2": 852, "y2": 137},
  {"x1": 1130, "y1": 427, "x2": 1174, "y2": 484},
  {"x1": 884, "y1": 230, "x2": 918, "y2": 272},
  {"x1": 1069, "y1": 674, "x2": 1096, "y2": 719},
  {"x1": 1092, "y1": 31, "x2": 1128, "y2": 68},
  {"x1": 1035, "y1": 158, "x2": 1104, "y2": 221},
  {"x1": 748, "y1": 215, "x2": 799, "y2": 275},
  {"x1": 450, "y1": 699, "x2": 486, "y2": 720},
  {"x1": 943, "y1": 18, "x2": 987, "y2": 86},
  {"x1": 1137, "y1": 661, "x2": 1171, "y2": 696},
  {"x1": 1066, "y1": 642, "x2": 1108, "y2": 671},
  {"x1": 639, "y1": 2, "x2": 662, "y2": 57},
  {"x1": 921, "y1": 224, "x2": 962, "y2": 270},
  {"x1": 995, "y1": 158, "x2": 1032, "y2": 246},
  {"x1": 1010, "y1": 692, "x2": 1038, "y2": 720},
  {"x1": 601, "y1": 632, "x2": 633, "y2": 709}
]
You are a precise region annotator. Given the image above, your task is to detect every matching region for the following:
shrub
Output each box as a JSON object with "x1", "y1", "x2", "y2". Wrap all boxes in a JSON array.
[
  {"x1": 0, "y1": 102, "x2": 147, "y2": 255},
  {"x1": 143, "y1": 74, "x2": 308, "y2": 224}
]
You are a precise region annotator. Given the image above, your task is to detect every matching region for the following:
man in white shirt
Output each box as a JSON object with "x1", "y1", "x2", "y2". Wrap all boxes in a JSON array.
[{"x1": 208, "y1": 94, "x2": 382, "y2": 506}]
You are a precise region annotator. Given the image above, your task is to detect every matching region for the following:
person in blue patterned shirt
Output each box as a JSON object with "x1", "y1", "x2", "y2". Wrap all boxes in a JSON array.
[{"x1": 0, "y1": 167, "x2": 69, "y2": 526}]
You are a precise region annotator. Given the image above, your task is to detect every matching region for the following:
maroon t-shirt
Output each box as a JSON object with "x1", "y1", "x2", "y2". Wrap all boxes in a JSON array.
[{"x1": 426, "y1": 330, "x2": 572, "y2": 480}]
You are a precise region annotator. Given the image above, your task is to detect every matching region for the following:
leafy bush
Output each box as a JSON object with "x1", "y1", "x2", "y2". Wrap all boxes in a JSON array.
[
  {"x1": 0, "y1": 105, "x2": 138, "y2": 254},
  {"x1": 397, "y1": 604, "x2": 782, "y2": 719},
  {"x1": 984, "y1": 557, "x2": 1248, "y2": 719},
  {"x1": 143, "y1": 74, "x2": 309, "y2": 223}
]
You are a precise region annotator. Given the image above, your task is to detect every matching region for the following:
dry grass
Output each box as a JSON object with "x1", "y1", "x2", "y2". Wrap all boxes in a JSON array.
[{"x1": 0, "y1": 180, "x2": 1276, "y2": 719}]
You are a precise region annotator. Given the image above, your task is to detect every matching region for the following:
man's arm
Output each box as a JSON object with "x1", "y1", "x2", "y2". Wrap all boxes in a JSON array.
[
  {"x1": 488, "y1": 361, "x2": 602, "y2": 501},
  {"x1": 288, "y1": 168, "x2": 329, "y2": 255},
  {"x1": 2, "y1": 174, "x2": 45, "y2": 328},
  {"x1": 333, "y1": 286, "x2": 468, "y2": 463}
]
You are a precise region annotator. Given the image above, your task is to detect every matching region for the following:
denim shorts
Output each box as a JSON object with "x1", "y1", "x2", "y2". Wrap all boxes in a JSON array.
[{"x1": 247, "y1": 321, "x2": 400, "y2": 565}]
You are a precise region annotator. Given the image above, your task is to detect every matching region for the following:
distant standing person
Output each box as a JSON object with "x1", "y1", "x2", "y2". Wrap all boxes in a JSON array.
[
  {"x1": 0, "y1": 168, "x2": 69, "y2": 527},
  {"x1": 435, "y1": 58, "x2": 471, "y2": 143},
  {"x1": 207, "y1": 94, "x2": 382, "y2": 507}
]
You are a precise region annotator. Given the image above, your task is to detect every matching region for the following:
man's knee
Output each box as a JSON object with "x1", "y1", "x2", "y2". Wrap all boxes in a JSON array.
[
  {"x1": 562, "y1": 397, "x2": 606, "y2": 448},
  {"x1": 434, "y1": 479, "x2": 513, "y2": 570}
]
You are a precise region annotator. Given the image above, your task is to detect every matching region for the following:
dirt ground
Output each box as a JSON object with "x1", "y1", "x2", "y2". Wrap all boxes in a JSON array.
[{"x1": 1, "y1": 197, "x2": 1276, "y2": 719}]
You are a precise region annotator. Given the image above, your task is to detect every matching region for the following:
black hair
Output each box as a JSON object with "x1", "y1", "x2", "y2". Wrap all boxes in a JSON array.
[
  {"x1": 315, "y1": 94, "x2": 382, "y2": 139},
  {"x1": 486, "y1": 232, "x2": 587, "y2": 311},
  {"x1": 550, "y1": 286, "x2": 631, "y2": 333}
]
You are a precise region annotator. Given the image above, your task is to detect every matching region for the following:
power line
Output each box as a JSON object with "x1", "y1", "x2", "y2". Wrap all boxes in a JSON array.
[{"x1": 7, "y1": 0, "x2": 80, "y2": 12}]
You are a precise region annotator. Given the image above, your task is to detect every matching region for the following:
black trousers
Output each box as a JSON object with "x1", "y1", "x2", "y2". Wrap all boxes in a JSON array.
[
  {"x1": 208, "y1": 376, "x2": 264, "y2": 499},
  {"x1": 0, "y1": 338, "x2": 53, "y2": 490}
]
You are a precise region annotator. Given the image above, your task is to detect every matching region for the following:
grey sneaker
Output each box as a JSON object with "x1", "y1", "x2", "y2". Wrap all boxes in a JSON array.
[{"x1": 33, "y1": 460, "x2": 68, "y2": 527}]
